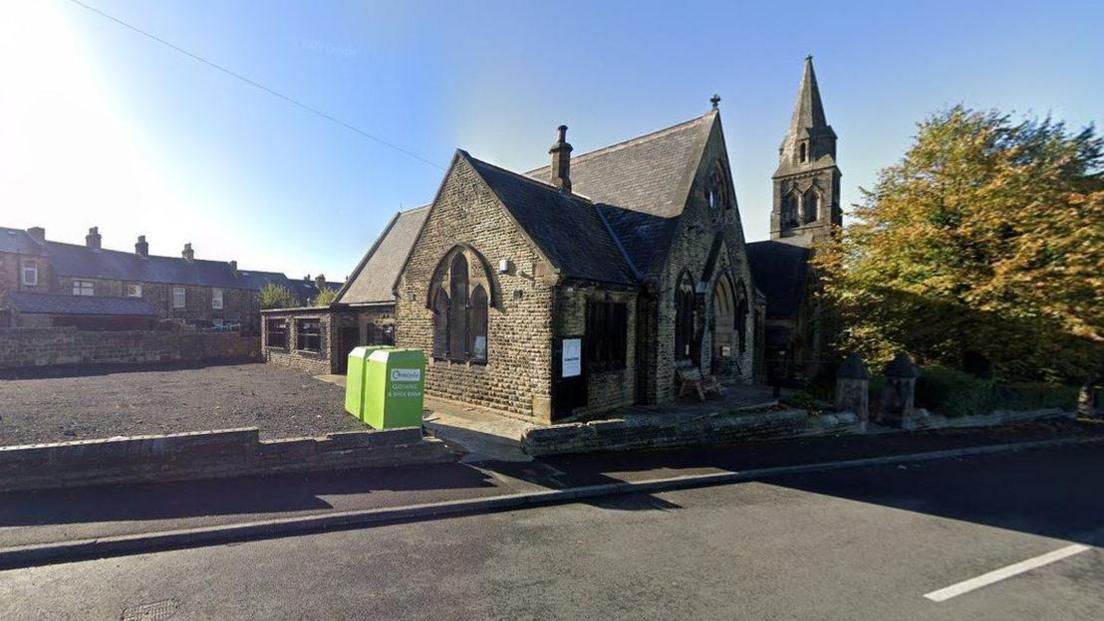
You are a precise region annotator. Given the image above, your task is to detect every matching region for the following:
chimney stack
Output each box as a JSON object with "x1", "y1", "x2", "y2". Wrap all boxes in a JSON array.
[
  {"x1": 85, "y1": 226, "x2": 102, "y2": 250},
  {"x1": 314, "y1": 274, "x2": 326, "y2": 290},
  {"x1": 182, "y1": 243, "x2": 195, "y2": 261},
  {"x1": 304, "y1": 274, "x2": 311, "y2": 282},
  {"x1": 135, "y1": 235, "x2": 149, "y2": 257},
  {"x1": 229, "y1": 260, "x2": 238, "y2": 274},
  {"x1": 27, "y1": 227, "x2": 45, "y2": 243},
  {"x1": 549, "y1": 125, "x2": 572, "y2": 193}
]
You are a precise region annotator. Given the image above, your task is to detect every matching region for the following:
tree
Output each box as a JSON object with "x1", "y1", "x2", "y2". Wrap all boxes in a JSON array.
[
  {"x1": 259, "y1": 283, "x2": 297, "y2": 309},
  {"x1": 815, "y1": 106, "x2": 1104, "y2": 382},
  {"x1": 311, "y1": 288, "x2": 338, "y2": 307}
]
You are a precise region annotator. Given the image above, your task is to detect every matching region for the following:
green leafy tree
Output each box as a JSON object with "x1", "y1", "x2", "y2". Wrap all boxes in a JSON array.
[
  {"x1": 259, "y1": 283, "x2": 297, "y2": 309},
  {"x1": 311, "y1": 288, "x2": 338, "y2": 307},
  {"x1": 815, "y1": 106, "x2": 1104, "y2": 382}
]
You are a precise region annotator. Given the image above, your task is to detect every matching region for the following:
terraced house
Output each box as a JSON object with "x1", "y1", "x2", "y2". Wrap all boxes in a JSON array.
[{"x1": 0, "y1": 226, "x2": 339, "y2": 332}]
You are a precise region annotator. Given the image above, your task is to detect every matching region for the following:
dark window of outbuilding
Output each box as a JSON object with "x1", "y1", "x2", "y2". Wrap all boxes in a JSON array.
[
  {"x1": 448, "y1": 253, "x2": 469, "y2": 361},
  {"x1": 432, "y1": 287, "x2": 449, "y2": 359},
  {"x1": 296, "y1": 319, "x2": 321, "y2": 352},
  {"x1": 266, "y1": 319, "x2": 287, "y2": 349},
  {"x1": 469, "y1": 285, "x2": 488, "y2": 363},
  {"x1": 586, "y1": 300, "x2": 627, "y2": 372}
]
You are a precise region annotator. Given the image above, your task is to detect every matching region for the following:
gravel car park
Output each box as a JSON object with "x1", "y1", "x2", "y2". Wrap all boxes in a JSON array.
[{"x1": 0, "y1": 362, "x2": 365, "y2": 446}]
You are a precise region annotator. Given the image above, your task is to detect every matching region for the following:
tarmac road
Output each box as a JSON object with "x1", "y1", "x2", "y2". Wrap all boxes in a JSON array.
[{"x1": 1, "y1": 443, "x2": 1101, "y2": 620}]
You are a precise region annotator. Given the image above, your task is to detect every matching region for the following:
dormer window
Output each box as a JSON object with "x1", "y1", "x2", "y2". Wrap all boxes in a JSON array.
[{"x1": 799, "y1": 142, "x2": 808, "y2": 163}]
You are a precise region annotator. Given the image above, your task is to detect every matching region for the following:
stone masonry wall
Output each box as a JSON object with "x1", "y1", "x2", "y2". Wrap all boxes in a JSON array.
[
  {"x1": 262, "y1": 309, "x2": 334, "y2": 376},
  {"x1": 649, "y1": 117, "x2": 756, "y2": 402},
  {"x1": 553, "y1": 284, "x2": 639, "y2": 415},
  {"x1": 0, "y1": 328, "x2": 260, "y2": 369},
  {"x1": 396, "y1": 158, "x2": 557, "y2": 420}
]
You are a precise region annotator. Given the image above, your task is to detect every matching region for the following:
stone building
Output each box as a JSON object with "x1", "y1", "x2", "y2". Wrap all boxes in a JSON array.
[
  {"x1": 394, "y1": 104, "x2": 759, "y2": 421},
  {"x1": 0, "y1": 226, "x2": 336, "y2": 332},
  {"x1": 747, "y1": 56, "x2": 841, "y2": 384},
  {"x1": 260, "y1": 207, "x2": 428, "y2": 375}
]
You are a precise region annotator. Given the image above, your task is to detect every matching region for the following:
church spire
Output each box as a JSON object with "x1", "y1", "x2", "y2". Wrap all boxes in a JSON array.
[{"x1": 788, "y1": 56, "x2": 829, "y2": 135}]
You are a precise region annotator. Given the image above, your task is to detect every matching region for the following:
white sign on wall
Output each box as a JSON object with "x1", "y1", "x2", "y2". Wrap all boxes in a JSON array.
[
  {"x1": 390, "y1": 368, "x2": 422, "y2": 382},
  {"x1": 562, "y1": 338, "x2": 582, "y2": 378}
]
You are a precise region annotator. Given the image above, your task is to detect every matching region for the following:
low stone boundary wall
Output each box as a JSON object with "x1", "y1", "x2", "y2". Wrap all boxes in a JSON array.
[
  {"x1": 523, "y1": 410, "x2": 863, "y2": 456},
  {"x1": 0, "y1": 427, "x2": 456, "y2": 492},
  {"x1": 894, "y1": 407, "x2": 1075, "y2": 431},
  {"x1": 0, "y1": 328, "x2": 260, "y2": 369}
]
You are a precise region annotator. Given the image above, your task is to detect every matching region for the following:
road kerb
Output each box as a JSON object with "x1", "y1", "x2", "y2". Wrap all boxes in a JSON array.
[{"x1": 2, "y1": 434, "x2": 1101, "y2": 570}]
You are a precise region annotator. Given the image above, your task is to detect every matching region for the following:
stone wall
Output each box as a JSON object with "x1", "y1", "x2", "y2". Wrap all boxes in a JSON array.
[
  {"x1": 0, "y1": 328, "x2": 260, "y2": 369},
  {"x1": 395, "y1": 158, "x2": 557, "y2": 420},
  {"x1": 0, "y1": 427, "x2": 456, "y2": 492},
  {"x1": 262, "y1": 309, "x2": 334, "y2": 375}
]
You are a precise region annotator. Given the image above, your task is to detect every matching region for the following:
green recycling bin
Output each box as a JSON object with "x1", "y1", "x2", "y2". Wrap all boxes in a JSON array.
[
  {"x1": 344, "y1": 345, "x2": 394, "y2": 420},
  {"x1": 362, "y1": 348, "x2": 426, "y2": 429}
]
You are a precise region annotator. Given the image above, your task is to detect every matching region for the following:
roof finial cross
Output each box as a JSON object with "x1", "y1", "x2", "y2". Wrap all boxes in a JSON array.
[{"x1": 710, "y1": 94, "x2": 721, "y2": 110}]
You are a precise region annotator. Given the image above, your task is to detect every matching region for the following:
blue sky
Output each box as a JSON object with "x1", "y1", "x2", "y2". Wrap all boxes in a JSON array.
[{"x1": 1, "y1": 1, "x2": 1100, "y2": 280}]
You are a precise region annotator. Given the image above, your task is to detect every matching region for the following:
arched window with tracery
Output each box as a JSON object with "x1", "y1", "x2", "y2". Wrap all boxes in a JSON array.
[
  {"x1": 735, "y1": 282, "x2": 749, "y2": 353},
  {"x1": 428, "y1": 246, "x2": 493, "y2": 363},
  {"x1": 803, "y1": 188, "x2": 819, "y2": 224},
  {"x1": 782, "y1": 192, "x2": 799, "y2": 226},
  {"x1": 674, "y1": 272, "x2": 696, "y2": 361},
  {"x1": 706, "y1": 164, "x2": 728, "y2": 212}
]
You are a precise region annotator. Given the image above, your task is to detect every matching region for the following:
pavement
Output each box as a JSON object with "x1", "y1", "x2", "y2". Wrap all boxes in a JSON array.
[{"x1": 1, "y1": 441, "x2": 1101, "y2": 619}]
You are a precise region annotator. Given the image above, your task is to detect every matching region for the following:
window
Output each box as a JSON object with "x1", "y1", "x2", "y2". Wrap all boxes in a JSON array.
[
  {"x1": 296, "y1": 319, "x2": 321, "y2": 352},
  {"x1": 212, "y1": 288, "x2": 224, "y2": 309},
  {"x1": 674, "y1": 272, "x2": 696, "y2": 361},
  {"x1": 803, "y1": 188, "x2": 819, "y2": 224},
  {"x1": 173, "y1": 286, "x2": 186, "y2": 309},
  {"x1": 430, "y1": 247, "x2": 492, "y2": 363},
  {"x1": 707, "y1": 164, "x2": 728, "y2": 212},
  {"x1": 21, "y1": 261, "x2": 38, "y2": 286},
  {"x1": 266, "y1": 319, "x2": 288, "y2": 348},
  {"x1": 799, "y1": 142, "x2": 808, "y2": 163},
  {"x1": 126, "y1": 284, "x2": 142, "y2": 298},
  {"x1": 72, "y1": 280, "x2": 94, "y2": 296},
  {"x1": 781, "y1": 192, "x2": 799, "y2": 226},
  {"x1": 586, "y1": 301, "x2": 627, "y2": 372},
  {"x1": 735, "y1": 282, "x2": 749, "y2": 353}
]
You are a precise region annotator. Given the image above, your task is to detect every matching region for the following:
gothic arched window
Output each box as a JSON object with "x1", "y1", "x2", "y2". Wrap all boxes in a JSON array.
[
  {"x1": 468, "y1": 285, "x2": 488, "y2": 362},
  {"x1": 674, "y1": 272, "x2": 696, "y2": 361},
  {"x1": 803, "y1": 188, "x2": 819, "y2": 224},
  {"x1": 706, "y1": 163, "x2": 729, "y2": 212},
  {"x1": 431, "y1": 287, "x2": 449, "y2": 359},
  {"x1": 799, "y1": 142, "x2": 808, "y2": 163},
  {"x1": 429, "y1": 246, "x2": 493, "y2": 363},
  {"x1": 735, "y1": 282, "x2": 749, "y2": 353},
  {"x1": 782, "y1": 192, "x2": 799, "y2": 226}
]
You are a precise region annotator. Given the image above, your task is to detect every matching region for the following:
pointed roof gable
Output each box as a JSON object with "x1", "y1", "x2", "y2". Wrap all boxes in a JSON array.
[
  {"x1": 525, "y1": 112, "x2": 716, "y2": 220},
  {"x1": 462, "y1": 152, "x2": 638, "y2": 285},
  {"x1": 336, "y1": 205, "x2": 430, "y2": 305}
]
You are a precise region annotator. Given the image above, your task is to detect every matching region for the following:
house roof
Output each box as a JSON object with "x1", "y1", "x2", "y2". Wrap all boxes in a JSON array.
[
  {"x1": 746, "y1": 240, "x2": 810, "y2": 318},
  {"x1": 337, "y1": 205, "x2": 429, "y2": 305},
  {"x1": 0, "y1": 228, "x2": 45, "y2": 255},
  {"x1": 464, "y1": 152, "x2": 638, "y2": 285},
  {"x1": 1, "y1": 226, "x2": 335, "y2": 297},
  {"x1": 4, "y1": 291, "x2": 157, "y2": 317}
]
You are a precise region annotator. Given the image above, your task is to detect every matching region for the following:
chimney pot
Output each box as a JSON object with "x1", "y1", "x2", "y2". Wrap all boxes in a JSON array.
[
  {"x1": 229, "y1": 260, "x2": 238, "y2": 272},
  {"x1": 315, "y1": 274, "x2": 326, "y2": 289},
  {"x1": 182, "y1": 243, "x2": 194, "y2": 261},
  {"x1": 85, "y1": 226, "x2": 102, "y2": 250},
  {"x1": 549, "y1": 125, "x2": 572, "y2": 193},
  {"x1": 27, "y1": 227, "x2": 45, "y2": 243},
  {"x1": 135, "y1": 235, "x2": 149, "y2": 257}
]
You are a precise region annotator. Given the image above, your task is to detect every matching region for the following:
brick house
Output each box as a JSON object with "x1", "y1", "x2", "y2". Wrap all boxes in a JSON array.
[
  {"x1": 260, "y1": 207, "x2": 428, "y2": 375},
  {"x1": 0, "y1": 226, "x2": 337, "y2": 332},
  {"x1": 394, "y1": 103, "x2": 760, "y2": 422}
]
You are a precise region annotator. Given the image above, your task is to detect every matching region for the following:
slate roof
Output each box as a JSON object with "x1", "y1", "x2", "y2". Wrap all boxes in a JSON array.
[
  {"x1": 5, "y1": 291, "x2": 157, "y2": 316},
  {"x1": 526, "y1": 113, "x2": 714, "y2": 219},
  {"x1": 746, "y1": 240, "x2": 810, "y2": 318},
  {"x1": 465, "y1": 153, "x2": 638, "y2": 285},
  {"x1": 1, "y1": 226, "x2": 335, "y2": 298},
  {"x1": 337, "y1": 206, "x2": 429, "y2": 305},
  {"x1": 0, "y1": 228, "x2": 45, "y2": 255}
]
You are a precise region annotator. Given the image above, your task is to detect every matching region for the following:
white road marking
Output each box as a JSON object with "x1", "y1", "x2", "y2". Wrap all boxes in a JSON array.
[{"x1": 924, "y1": 543, "x2": 1093, "y2": 602}]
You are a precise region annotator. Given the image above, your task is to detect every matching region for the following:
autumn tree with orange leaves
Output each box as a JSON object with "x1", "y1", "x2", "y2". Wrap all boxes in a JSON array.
[{"x1": 815, "y1": 106, "x2": 1103, "y2": 383}]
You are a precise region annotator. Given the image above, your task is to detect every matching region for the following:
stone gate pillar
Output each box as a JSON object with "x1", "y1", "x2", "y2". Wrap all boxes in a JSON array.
[
  {"x1": 835, "y1": 353, "x2": 870, "y2": 422},
  {"x1": 1079, "y1": 375, "x2": 1099, "y2": 418},
  {"x1": 879, "y1": 352, "x2": 920, "y2": 428}
]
